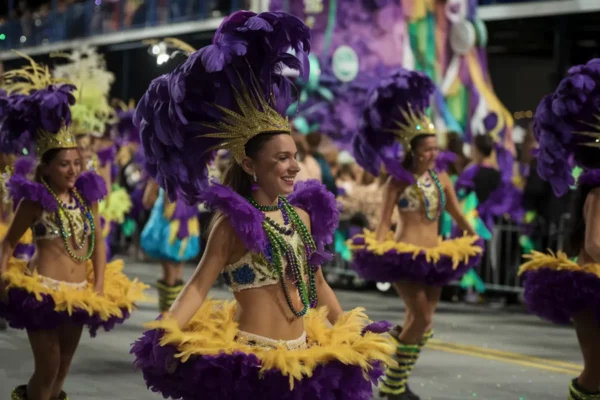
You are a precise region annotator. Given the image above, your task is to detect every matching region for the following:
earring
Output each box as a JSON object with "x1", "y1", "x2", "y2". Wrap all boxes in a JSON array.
[{"x1": 251, "y1": 173, "x2": 259, "y2": 191}]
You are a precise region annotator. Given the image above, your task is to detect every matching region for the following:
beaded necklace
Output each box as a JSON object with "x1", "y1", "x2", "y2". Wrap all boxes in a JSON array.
[
  {"x1": 247, "y1": 196, "x2": 318, "y2": 317},
  {"x1": 42, "y1": 179, "x2": 96, "y2": 261},
  {"x1": 414, "y1": 170, "x2": 446, "y2": 221}
]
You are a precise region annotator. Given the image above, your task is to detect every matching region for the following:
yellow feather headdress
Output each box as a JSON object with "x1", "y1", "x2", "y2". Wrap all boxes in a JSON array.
[{"x1": 52, "y1": 46, "x2": 116, "y2": 137}]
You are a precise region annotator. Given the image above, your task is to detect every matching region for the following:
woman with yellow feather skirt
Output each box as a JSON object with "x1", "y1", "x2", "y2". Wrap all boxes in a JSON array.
[
  {"x1": 0, "y1": 58, "x2": 147, "y2": 400},
  {"x1": 53, "y1": 46, "x2": 132, "y2": 261},
  {"x1": 519, "y1": 59, "x2": 600, "y2": 400},
  {"x1": 130, "y1": 11, "x2": 394, "y2": 399},
  {"x1": 348, "y1": 69, "x2": 483, "y2": 400},
  {"x1": 0, "y1": 91, "x2": 36, "y2": 332}
]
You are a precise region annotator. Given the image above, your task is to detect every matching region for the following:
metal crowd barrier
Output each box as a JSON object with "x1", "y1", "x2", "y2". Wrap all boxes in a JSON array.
[{"x1": 321, "y1": 213, "x2": 573, "y2": 296}]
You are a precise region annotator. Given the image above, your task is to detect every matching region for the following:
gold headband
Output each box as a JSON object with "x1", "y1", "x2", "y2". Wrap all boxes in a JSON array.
[
  {"x1": 36, "y1": 125, "x2": 78, "y2": 157},
  {"x1": 383, "y1": 104, "x2": 436, "y2": 152},
  {"x1": 575, "y1": 114, "x2": 600, "y2": 148},
  {"x1": 200, "y1": 72, "x2": 291, "y2": 164}
]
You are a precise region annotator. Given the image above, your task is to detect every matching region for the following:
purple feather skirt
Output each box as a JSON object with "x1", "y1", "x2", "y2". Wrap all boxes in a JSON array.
[
  {"x1": 519, "y1": 252, "x2": 600, "y2": 325},
  {"x1": 349, "y1": 232, "x2": 484, "y2": 285},
  {"x1": 0, "y1": 258, "x2": 148, "y2": 336},
  {"x1": 131, "y1": 301, "x2": 393, "y2": 400}
]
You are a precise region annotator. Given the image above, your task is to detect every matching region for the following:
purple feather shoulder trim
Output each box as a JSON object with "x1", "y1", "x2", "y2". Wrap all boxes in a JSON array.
[
  {"x1": 97, "y1": 146, "x2": 117, "y2": 167},
  {"x1": 13, "y1": 156, "x2": 36, "y2": 176},
  {"x1": 7, "y1": 174, "x2": 57, "y2": 211},
  {"x1": 75, "y1": 171, "x2": 108, "y2": 204},
  {"x1": 578, "y1": 169, "x2": 600, "y2": 188},
  {"x1": 7, "y1": 171, "x2": 107, "y2": 211},
  {"x1": 198, "y1": 183, "x2": 268, "y2": 254},
  {"x1": 435, "y1": 151, "x2": 457, "y2": 173},
  {"x1": 287, "y1": 180, "x2": 339, "y2": 264},
  {"x1": 455, "y1": 164, "x2": 479, "y2": 192}
]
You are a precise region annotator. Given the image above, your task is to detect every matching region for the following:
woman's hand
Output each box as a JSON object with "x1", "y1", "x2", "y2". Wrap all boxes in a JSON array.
[{"x1": 93, "y1": 281, "x2": 104, "y2": 296}]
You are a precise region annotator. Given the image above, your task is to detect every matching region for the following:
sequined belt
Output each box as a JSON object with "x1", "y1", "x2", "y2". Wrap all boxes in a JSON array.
[
  {"x1": 236, "y1": 330, "x2": 308, "y2": 351},
  {"x1": 38, "y1": 275, "x2": 87, "y2": 291}
]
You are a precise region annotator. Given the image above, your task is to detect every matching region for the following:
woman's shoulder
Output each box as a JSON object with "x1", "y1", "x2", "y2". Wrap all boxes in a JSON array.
[
  {"x1": 8, "y1": 174, "x2": 58, "y2": 212},
  {"x1": 75, "y1": 171, "x2": 108, "y2": 205},
  {"x1": 199, "y1": 183, "x2": 268, "y2": 255},
  {"x1": 287, "y1": 180, "x2": 339, "y2": 248}
]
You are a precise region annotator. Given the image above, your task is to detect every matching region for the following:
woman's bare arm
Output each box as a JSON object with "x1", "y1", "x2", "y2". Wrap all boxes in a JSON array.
[
  {"x1": 142, "y1": 180, "x2": 160, "y2": 210},
  {"x1": 99, "y1": 164, "x2": 112, "y2": 199},
  {"x1": 90, "y1": 202, "x2": 106, "y2": 294},
  {"x1": 584, "y1": 188, "x2": 600, "y2": 261},
  {"x1": 375, "y1": 177, "x2": 404, "y2": 241},
  {"x1": 168, "y1": 216, "x2": 234, "y2": 328},
  {"x1": 297, "y1": 208, "x2": 343, "y2": 324},
  {"x1": 0, "y1": 200, "x2": 40, "y2": 298},
  {"x1": 439, "y1": 172, "x2": 476, "y2": 236}
]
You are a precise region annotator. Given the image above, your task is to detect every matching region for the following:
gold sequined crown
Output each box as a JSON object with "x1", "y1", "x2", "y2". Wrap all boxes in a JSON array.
[
  {"x1": 575, "y1": 113, "x2": 600, "y2": 148},
  {"x1": 201, "y1": 73, "x2": 291, "y2": 164},
  {"x1": 2, "y1": 52, "x2": 77, "y2": 157},
  {"x1": 36, "y1": 125, "x2": 78, "y2": 157},
  {"x1": 384, "y1": 104, "x2": 436, "y2": 152}
]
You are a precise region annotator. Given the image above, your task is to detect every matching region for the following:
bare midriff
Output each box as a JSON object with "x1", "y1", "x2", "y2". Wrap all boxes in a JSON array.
[
  {"x1": 395, "y1": 209, "x2": 439, "y2": 248},
  {"x1": 28, "y1": 237, "x2": 90, "y2": 283}
]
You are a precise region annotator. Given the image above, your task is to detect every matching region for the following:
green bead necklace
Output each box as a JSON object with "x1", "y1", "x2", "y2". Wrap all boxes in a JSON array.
[
  {"x1": 414, "y1": 170, "x2": 446, "y2": 221},
  {"x1": 42, "y1": 180, "x2": 96, "y2": 261},
  {"x1": 250, "y1": 196, "x2": 318, "y2": 317}
]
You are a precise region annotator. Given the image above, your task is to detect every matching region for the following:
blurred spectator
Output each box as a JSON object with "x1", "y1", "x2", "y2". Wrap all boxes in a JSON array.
[
  {"x1": 470, "y1": 134, "x2": 502, "y2": 204},
  {"x1": 306, "y1": 132, "x2": 338, "y2": 196},
  {"x1": 293, "y1": 132, "x2": 322, "y2": 182},
  {"x1": 446, "y1": 131, "x2": 469, "y2": 176}
]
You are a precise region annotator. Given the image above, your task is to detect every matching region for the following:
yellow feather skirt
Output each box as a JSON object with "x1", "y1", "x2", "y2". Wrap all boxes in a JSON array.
[
  {"x1": 0, "y1": 221, "x2": 35, "y2": 260},
  {"x1": 0, "y1": 258, "x2": 148, "y2": 336},
  {"x1": 131, "y1": 299, "x2": 395, "y2": 399},
  {"x1": 349, "y1": 230, "x2": 484, "y2": 285}
]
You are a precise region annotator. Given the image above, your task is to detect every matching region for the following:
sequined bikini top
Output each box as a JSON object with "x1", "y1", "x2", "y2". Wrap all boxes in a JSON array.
[
  {"x1": 398, "y1": 173, "x2": 440, "y2": 214},
  {"x1": 221, "y1": 231, "x2": 309, "y2": 292},
  {"x1": 32, "y1": 203, "x2": 91, "y2": 241}
]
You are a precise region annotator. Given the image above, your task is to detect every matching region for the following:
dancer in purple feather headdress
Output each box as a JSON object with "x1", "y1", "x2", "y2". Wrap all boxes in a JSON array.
[
  {"x1": 112, "y1": 100, "x2": 149, "y2": 257},
  {"x1": 0, "y1": 87, "x2": 37, "y2": 332},
  {"x1": 518, "y1": 58, "x2": 600, "y2": 399},
  {"x1": 130, "y1": 11, "x2": 394, "y2": 400},
  {"x1": 0, "y1": 57, "x2": 147, "y2": 400},
  {"x1": 349, "y1": 68, "x2": 483, "y2": 400}
]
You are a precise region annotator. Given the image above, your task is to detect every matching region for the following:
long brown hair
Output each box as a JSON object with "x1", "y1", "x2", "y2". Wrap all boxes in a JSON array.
[
  {"x1": 33, "y1": 148, "x2": 62, "y2": 183},
  {"x1": 208, "y1": 132, "x2": 288, "y2": 231}
]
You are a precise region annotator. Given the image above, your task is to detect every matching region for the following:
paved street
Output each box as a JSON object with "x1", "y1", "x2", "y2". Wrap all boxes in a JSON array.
[{"x1": 0, "y1": 260, "x2": 582, "y2": 400}]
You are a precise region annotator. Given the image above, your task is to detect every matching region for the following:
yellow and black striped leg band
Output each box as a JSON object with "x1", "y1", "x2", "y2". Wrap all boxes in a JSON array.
[
  {"x1": 156, "y1": 280, "x2": 170, "y2": 312},
  {"x1": 11, "y1": 385, "x2": 28, "y2": 400},
  {"x1": 379, "y1": 342, "x2": 421, "y2": 395},
  {"x1": 164, "y1": 281, "x2": 184, "y2": 311},
  {"x1": 569, "y1": 378, "x2": 600, "y2": 400},
  {"x1": 419, "y1": 329, "x2": 434, "y2": 348}
]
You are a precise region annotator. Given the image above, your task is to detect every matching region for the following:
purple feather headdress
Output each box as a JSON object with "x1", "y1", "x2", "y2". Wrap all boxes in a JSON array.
[
  {"x1": 111, "y1": 100, "x2": 139, "y2": 147},
  {"x1": 0, "y1": 57, "x2": 77, "y2": 158},
  {"x1": 534, "y1": 58, "x2": 600, "y2": 196},
  {"x1": 135, "y1": 11, "x2": 310, "y2": 203},
  {"x1": 353, "y1": 68, "x2": 436, "y2": 184}
]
